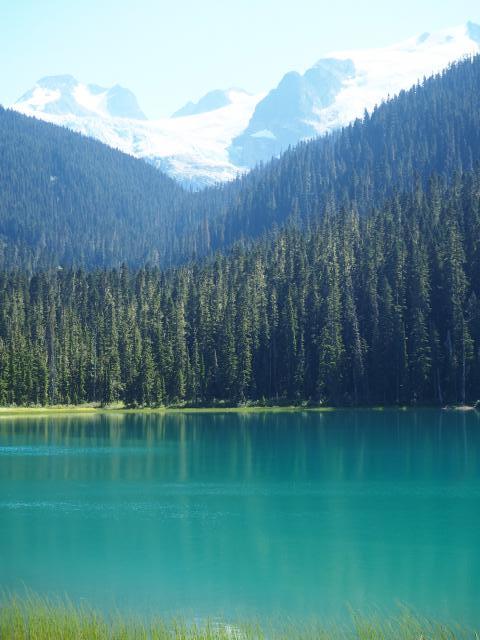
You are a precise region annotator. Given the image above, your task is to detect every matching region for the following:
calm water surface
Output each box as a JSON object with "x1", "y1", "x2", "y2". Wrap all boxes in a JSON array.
[{"x1": 1, "y1": 409, "x2": 480, "y2": 623}]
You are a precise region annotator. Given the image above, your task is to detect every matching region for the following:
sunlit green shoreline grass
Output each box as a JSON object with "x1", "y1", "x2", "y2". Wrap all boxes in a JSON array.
[
  {"x1": 0, "y1": 402, "x2": 461, "y2": 418},
  {"x1": 0, "y1": 404, "x2": 348, "y2": 418},
  {"x1": 0, "y1": 594, "x2": 477, "y2": 639}
]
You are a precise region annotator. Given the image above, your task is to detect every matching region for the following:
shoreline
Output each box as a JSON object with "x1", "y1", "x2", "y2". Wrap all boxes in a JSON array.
[{"x1": 0, "y1": 403, "x2": 476, "y2": 417}]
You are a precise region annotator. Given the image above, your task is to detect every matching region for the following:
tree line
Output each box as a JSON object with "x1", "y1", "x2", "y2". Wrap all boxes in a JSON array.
[{"x1": 0, "y1": 170, "x2": 479, "y2": 407}]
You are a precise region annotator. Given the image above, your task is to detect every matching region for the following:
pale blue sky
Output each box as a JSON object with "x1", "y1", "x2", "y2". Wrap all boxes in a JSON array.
[{"x1": 1, "y1": 0, "x2": 479, "y2": 118}]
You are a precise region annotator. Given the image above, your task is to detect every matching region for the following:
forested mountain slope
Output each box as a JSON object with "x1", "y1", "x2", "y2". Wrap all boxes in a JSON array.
[
  {"x1": 0, "y1": 108, "x2": 191, "y2": 269},
  {"x1": 1, "y1": 169, "x2": 479, "y2": 406},
  {"x1": 200, "y1": 55, "x2": 480, "y2": 251},
  {"x1": 1, "y1": 55, "x2": 480, "y2": 271}
]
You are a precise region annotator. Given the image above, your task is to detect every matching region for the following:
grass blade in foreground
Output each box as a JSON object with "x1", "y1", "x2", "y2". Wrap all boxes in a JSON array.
[{"x1": 0, "y1": 594, "x2": 478, "y2": 639}]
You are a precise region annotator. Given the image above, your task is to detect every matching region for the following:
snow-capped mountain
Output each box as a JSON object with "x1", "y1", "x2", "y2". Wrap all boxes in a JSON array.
[
  {"x1": 229, "y1": 58, "x2": 356, "y2": 167},
  {"x1": 14, "y1": 80, "x2": 261, "y2": 188},
  {"x1": 172, "y1": 88, "x2": 250, "y2": 118},
  {"x1": 16, "y1": 75, "x2": 147, "y2": 120},
  {"x1": 230, "y1": 21, "x2": 480, "y2": 166},
  {"x1": 12, "y1": 21, "x2": 480, "y2": 187}
]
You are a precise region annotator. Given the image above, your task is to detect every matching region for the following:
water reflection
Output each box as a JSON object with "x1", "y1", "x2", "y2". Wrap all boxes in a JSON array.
[{"x1": 0, "y1": 409, "x2": 480, "y2": 622}]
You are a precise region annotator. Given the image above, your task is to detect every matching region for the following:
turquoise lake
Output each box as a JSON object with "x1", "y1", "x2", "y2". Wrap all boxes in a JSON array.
[{"x1": 1, "y1": 409, "x2": 480, "y2": 624}]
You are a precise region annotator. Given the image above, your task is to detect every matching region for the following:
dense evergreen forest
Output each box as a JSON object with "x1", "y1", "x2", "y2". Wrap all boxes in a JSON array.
[
  {"x1": 0, "y1": 55, "x2": 480, "y2": 271},
  {"x1": 1, "y1": 170, "x2": 479, "y2": 406}
]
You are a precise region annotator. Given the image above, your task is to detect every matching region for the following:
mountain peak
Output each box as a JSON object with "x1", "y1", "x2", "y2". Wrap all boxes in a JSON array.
[
  {"x1": 172, "y1": 88, "x2": 251, "y2": 118},
  {"x1": 467, "y1": 20, "x2": 480, "y2": 44},
  {"x1": 37, "y1": 74, "x2": 78, "y2": 88},
  {"x1": 15, "y1": 76, "x2": 146, "y2": 120},
  {"x1": 103, "y1": 84, "x2": 147, "y2": 120}
]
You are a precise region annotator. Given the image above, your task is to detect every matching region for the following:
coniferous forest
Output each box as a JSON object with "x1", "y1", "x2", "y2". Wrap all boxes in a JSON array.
[
  {"x1": 0, "y1": 56, "x2": 480, "y2": 406},
  {"x1": 0, "y1": 171, "x2": 479, "y2": 406}
]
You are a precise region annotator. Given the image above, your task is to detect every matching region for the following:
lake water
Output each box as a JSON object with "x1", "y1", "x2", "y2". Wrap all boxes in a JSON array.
[{"x1": 1, "y1": 409, "x2": 479, "y2": 624}]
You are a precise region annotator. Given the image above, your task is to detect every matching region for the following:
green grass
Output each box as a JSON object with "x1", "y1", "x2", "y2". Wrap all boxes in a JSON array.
[
  {"x1": 0, "y1": 594, "x2": 478, "y2": 639},
  {"x1": 0, "y1": 403, "x2": 338, "y2": 417},
  {"x1": 1, "y1": 401, "x2": 452, "y2": 417}
]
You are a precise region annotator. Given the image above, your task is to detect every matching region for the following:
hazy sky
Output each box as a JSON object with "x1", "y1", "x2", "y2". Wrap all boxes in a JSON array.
[{"x1": 1, "y1": 0, "x2": 479, "y2": 118}]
